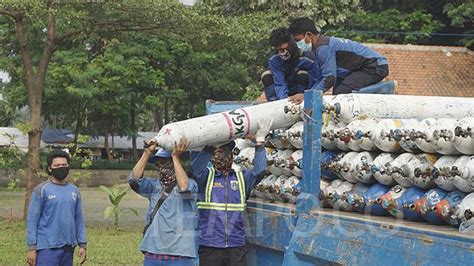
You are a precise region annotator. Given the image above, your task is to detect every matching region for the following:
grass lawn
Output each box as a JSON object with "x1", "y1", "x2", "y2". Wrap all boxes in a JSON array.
[
  {"x1": 0, "y1": 187, "x2": 150, "y2": 265},
  {"x1": 0, "y1": 221, "x2": 144, "y2": 265}
]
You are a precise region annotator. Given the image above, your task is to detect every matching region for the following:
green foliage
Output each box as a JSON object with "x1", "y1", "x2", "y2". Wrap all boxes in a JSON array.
[
  {"x1": 329, "y1": 9, "x2": 443, "y2": 44},
  {"x1": 99, "y1": 184, "x2": 137, "y2": 230},
  {"x1": 444, "y1": 1, "x2": 474, "y2": 47}
]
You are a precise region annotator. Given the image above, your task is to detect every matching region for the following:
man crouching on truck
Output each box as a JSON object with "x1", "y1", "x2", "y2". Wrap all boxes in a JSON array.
[
  {"x1": 191, "y1": 119, "x2": 273, "y2": 266},
  {"x1": 129, "y1": 137, "x2": 198, "y2": 266}
]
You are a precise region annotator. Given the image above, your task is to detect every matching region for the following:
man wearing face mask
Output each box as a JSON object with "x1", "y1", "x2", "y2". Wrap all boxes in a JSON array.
[
  {"x1": 129, "y1": 137, "x2": 198, "y2": 266},
  {"x1": 26, "y1": 150, "x2": 87, "y2": 266},
  {"x1": 288, "y1": 17, "x2": 389, "y2": 97},
  {"x1": 191, "y1": 119, "x2": 273, "y2": 266},
  {"x1": 261, "y1": 27, "x2": 319, "y2": 103}
]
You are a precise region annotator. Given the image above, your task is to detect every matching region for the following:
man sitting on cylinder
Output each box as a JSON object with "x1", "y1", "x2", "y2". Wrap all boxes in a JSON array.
[{"x1": 261, "y1": 27, "x2": 319, "y2": 103}]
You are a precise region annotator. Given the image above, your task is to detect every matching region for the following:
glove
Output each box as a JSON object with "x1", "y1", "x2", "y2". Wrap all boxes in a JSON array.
[{"x1": 255, "y1": 118, "x2": 273, "y2": 143}]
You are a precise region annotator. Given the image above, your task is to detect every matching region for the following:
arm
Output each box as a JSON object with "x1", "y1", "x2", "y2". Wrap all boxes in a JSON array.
[
  {"x1": 26, "y1": 190, "x2": 43, "y2": 250},
  {"x1": 75, "y1": 191, "x2": 87, "y2": 264},
  {"x1": 128, "y1": 142, "x2": 160, "y2": 198},
  {"x1": 172, "y1": 138, "x2": 191, "y2": 192},
  {"x1": 269, "y1": 57, "x2": 289, "y2": 99},
  {"x1": 312, "y1": 46, "x2": 336, "y2": 92}
]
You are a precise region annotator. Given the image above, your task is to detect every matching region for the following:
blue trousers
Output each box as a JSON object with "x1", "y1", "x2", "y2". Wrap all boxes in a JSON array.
[
  {"x1": 144, "y1": 255, "x2": 194, "y2": 266},
  {"x1": 36, "y1": 248, "x2": 73, "y2": 266}
]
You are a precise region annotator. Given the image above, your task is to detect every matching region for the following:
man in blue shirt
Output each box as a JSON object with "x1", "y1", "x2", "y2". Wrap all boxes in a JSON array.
[
  {"x1": 26, "y1": 150, "x2": 87, "y2": 266},
  {"x1": 129, "y1": 137, "x2": 198, "y2": 266},
  {"x1": 192, "y1": 119, "x2": 272, "y2": 266},
  {"x1": 288, "y1": 17, "x2": 389, "y2": 95},
  {"x1": 262, "y1": 27, "x2": 319, "y2": 103}
]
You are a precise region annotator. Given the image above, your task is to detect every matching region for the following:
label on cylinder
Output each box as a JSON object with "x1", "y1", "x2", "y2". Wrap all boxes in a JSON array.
[{"x1": 222, "y1": 109, "x2": 251, "y2": 140}]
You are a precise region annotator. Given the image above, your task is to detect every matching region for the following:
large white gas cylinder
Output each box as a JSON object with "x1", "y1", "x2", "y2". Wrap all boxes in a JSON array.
[
  {"x1": 339, "y1": 118, "x2": 378, "y2": 151},
  {"x1": 371, "y1": 119, "x2": 403, "y2": 152},
  {"x1": 452, "y1": 155, "x2": 474, "y2": 193},
  {"x1": 332, "y1": 181, "x2": 355, "y2": 211},
  {"x1": 412, "y1": 118, "x2": 437, "y2": 153},
  {"x1": 404, "y1": 153, "x2": 439, "y2": 189},
  {"x1": 386, "y1": 153, "x2": 417, "y2": 187},
  {"x1": 321, "y1": 119, "x2": 339, "y2": 150},
  {"x1": 430, "y1": 118, "x2": 461, "y2": 155},
  {"x1": 287, "y1": 150, "x2": 303, "y2": 177},
  {"x1": 287, "y1": 122, "x2": 304, "y2": 149},
  {"x1": 371, "y1": 153, "x2": 399, "y2": 186},
  {"x1": 432, "y1": 155, "x2": 459, "y2": 191},
  {"x1": 325, "y1": 94, "x2": 474, "y2": 124},
  {"x1": 453, "y1": 117, "x2": 474, "y2": 155},
  {"x1": 335, "y1": 152, "x2": 360, "y2": 183},
  {"x1": 233, "y1": 147, "x2": 255, "y2": 171},
  {"x1": 391, "y1": 119, "x2": 422, "y2": 153},
  {"x1": 321, "y1": 179, "x2": 344, "y2": 207},
  {"x1": 453, "y1": 192, "x2": 474, "y2": 233}
]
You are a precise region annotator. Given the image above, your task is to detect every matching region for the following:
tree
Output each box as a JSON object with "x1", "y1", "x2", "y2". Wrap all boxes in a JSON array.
[{"x1": 0, "y1": 0, "x2": 197, "y2": 219}]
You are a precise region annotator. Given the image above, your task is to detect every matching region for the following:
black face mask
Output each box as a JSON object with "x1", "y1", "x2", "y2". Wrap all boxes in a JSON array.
[
  {"x1": 285, "y1": 40, "x2": 301, "y2": 65},
  {"x1": 51, "y1": 167, "x2": 69, "y2": 180}
]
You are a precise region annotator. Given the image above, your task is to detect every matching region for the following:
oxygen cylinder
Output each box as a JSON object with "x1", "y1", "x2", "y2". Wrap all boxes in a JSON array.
[
  {"x1": 432, "y1": 155, "x2": 458, "y2": 191},
  {"x1": 334, "y1": 123, "x2": 351, "y2": 151},
  {"x1": 154, "y1": 99, "x2": 302, "y2": 151},
  {"x1": 454, "y1": 192, "x2": 474, "y2": 233},
  {"x1": 336, "y1": 152, "x2": 361, "y2": 183},
  {"x1": 395, "y1": 187, "x2": 426, "y2": 222},
  {"x1": 321, "y1": 179, "x2": 344, "y2": 208},
  {"x1": 344, "y1": 182, "x2": 371, "y2": 213},
  {"x1": 413, "y1": 188, "x2": 448, "y2": 225},
  {"x1": 371, "y1": 153, "x2": 399, "y2": 185},
  {"x1": 453, "y1": 117, "x2": 474, "y2": 155},
  {"x1": 278, "y1": 149, "x2": 295, "y2": 176},
  {"x1": 332, "y1": 181, "x2": 354, "y2": 212},
  {"x1": 253, "y1": 174, "x2": 277, "y2": 199},
  {"x1": 452, "y1": 155, "x2": 474, "y2": 192},
  {"x1": 430, "y1": 118, "x2": 461, "y2": 155},
  {"x1": 385, "y1": 153, "x2": 417, "y2": 187},
  {"x1": 267, "y1": 175, "x2": 286, "y2": 201},
  {"x1": 233, "y1": 138, "x2": 254, "y2": 155},
  {"x1": 361, "y1": 183, "x2": 391, "y2": 216},
  {"x1": 371, "y1": 119, "x2": 403, "y2": 152},
  {"x1": 433, "y1": 191, "x2": 467, "y2": 225},
  {"x1": 325, "y1": 94, "x2": 474, "y2": 124},
  {"x1": 408, "y1": 154, "x2": 439, "y2": 189},
  {"x1": 411, "y1": 118, "x2": 437, "y2": 153},
  {"x1": 321, "y1": 151, "x2": 343, "y2": 181},
  {"x1": 233, "y1": 147, "x2": 255, "y2": 171},
  {"x1": 391, "y1": 119, "x2": 422, "y2": 153},
  {"x1": 287, "y1": 150, "x2": 303, "y2": 177},
  {"x1": 377, "y1": 185, "x2": 407, "y2": 218},
  {"x1": 287, "y1": 122, "x2": 304, "y2": 149},
  {"x1": 267, "y1": 149, "x2": 284, "y2": 176},
  {"x1": 321, "y1": 120, "x2": 339, "y2": 150},
  {"x1": 320, "y1": 179, "x2": 331, "y2": 208},
  {"x1": 279, "y1": 176, "x2": 301, "y2": 203},
  {"x1": 352, "y1": 152, "x2": 378, "y2": 184},
  {"x1": 339, "y1": 119, "x2": 378, "y2": 151}
]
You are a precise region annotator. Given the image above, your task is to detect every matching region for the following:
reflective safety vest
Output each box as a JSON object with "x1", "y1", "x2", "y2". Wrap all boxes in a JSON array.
[{"x1": 197, "y1": 167, "x2": 246, "y2": 212}]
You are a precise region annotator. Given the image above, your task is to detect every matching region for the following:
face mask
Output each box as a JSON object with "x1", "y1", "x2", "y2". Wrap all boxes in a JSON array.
[
  {"x1": 157, "y1": 167, "x2": 175, "y2": 187},
  {"x1": 51, "y1": 167, "x2": 69, "y2": 180},
  {"x1": 296, "y1": 37, "x2": 312, "y2": 52},
  {"x1": 278, "y1": 50, "x2": 291, "y2": 61},
  {"x1": 213, "y1": 148, "x2": 233, "y2": 174}
]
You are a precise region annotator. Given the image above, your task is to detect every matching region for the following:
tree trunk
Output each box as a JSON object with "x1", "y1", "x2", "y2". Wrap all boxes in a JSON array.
[
  {"x1": 153, "y1": 106, "x2": 163, "y2": 132},
  {"x1": 103, "y1": 120, "x2": 114, "y2": 160},
  {"x1": 130, "y1": 96, "x2": 138, "y2": 161}
]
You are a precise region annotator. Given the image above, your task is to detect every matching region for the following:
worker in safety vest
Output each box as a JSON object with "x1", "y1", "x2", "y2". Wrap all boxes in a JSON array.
[{"x1": 191, "y1": 119, "x2": 273, "y2": 266}]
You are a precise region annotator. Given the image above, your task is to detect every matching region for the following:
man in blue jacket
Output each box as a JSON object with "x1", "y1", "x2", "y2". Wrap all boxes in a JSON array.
[
  {"x1": 26, "y1": 150, "x2": 87, "y2": 266},
  {"x1": 129, "y1": 137, "x2": 198, "y2": 266},
  {"x1": 262, "y1": 27, "x2": 319, "y2": 103},
  {"x1": 192, "y1": 119, "x2": 272, "y2": 266},
  {"x1": 288, "y1": 17, "x2": 389, "y2": 96}
]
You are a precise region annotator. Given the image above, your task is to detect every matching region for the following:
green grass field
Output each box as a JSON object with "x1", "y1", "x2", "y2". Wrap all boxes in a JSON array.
[{"x1": 0, "y1": 188, "x2": 150, "y2": 265}]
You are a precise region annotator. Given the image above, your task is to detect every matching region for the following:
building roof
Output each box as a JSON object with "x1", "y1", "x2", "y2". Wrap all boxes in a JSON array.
[
  {"x1": 42, "y1": 128, "x2": 74, "y2": 144},
  {"x1": 367, "y1": 44, "x2": 474, "y2": 97},
  {"x1": 0, "y1": 127, "x2": 46, "y2": 152}
]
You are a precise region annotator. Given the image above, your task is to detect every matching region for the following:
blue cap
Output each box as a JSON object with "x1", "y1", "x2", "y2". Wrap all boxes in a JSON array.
[{"x1": 148, "y1": 148, "x2": 172, "y2": 164}]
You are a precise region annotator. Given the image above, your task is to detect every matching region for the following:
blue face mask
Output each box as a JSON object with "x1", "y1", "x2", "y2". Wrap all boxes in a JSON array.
[{"x1": 296, "y1": 35, "x2": 312, "y2": 52}]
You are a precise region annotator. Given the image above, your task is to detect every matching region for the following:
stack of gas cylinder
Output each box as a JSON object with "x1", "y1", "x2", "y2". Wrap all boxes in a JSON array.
[
  {"x1": 234, "y1": 112, "x2": 474, "y2": 233},
  {"x1": 233, "y1": 121, "x2": 304, "y2": 205},
  {"x1": 319, "y1": 115, "x2": 473, "y2": 232}
]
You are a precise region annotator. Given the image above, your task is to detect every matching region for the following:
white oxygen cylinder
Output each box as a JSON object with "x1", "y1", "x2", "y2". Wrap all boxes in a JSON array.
[
  {"x1": 154, "y1": 99, "x2": 302, "y2": 150},
  {"x1": 406, "y1": 154, "x2": 439, "y2": 189},
  {"x1": 339, "y1": 119, "x2": 378, "y2": 151},
  {"x1": 351, "y1": 152, "x2": 378, "y2": 184},
  {"x1": 412, "y1": 118, "x2": 437, "y2": 153},
  {"x1": 452, "y1": 156, "x2": 474, "y2": 193},
  {"x1": 336, "y1": 152, "x2": 360, "y2": 183},
  {"x1": 322, "y1": 179, "x2": 344, "y2": 207},
  {"x1": 432, "y1": 155, "x2": 459, "y2": 191},
  {"x1": 326, "y1": 94, "x2": 474, "y2": 123},
  {"x1": 453, "y1": 117, "x2": 474, "y2": 155},
  {"x1": 391, "y1": 119, "x2": 422, "y2": 153},
  {"x1": 287, "y1": 122, "x2": 304, "y2": 149},
  {"x1": 386, "y1": 153, "x2": 417, "y2": 187},
  {"x1": 287, "y1": 150, "x2": 303, "y2": 177},
  {"x1": 321, "y1": 119, "x2": 339, "y2": 150},
  {"x1": 371, "y1": 153, "x2": 399, "y2": 186},
  {"x1": 430, "y1": 118, "x2": 461, "y2": 155},
  {"x1": 371, "y1": 119, "x2": 403, "y2": 152}
]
